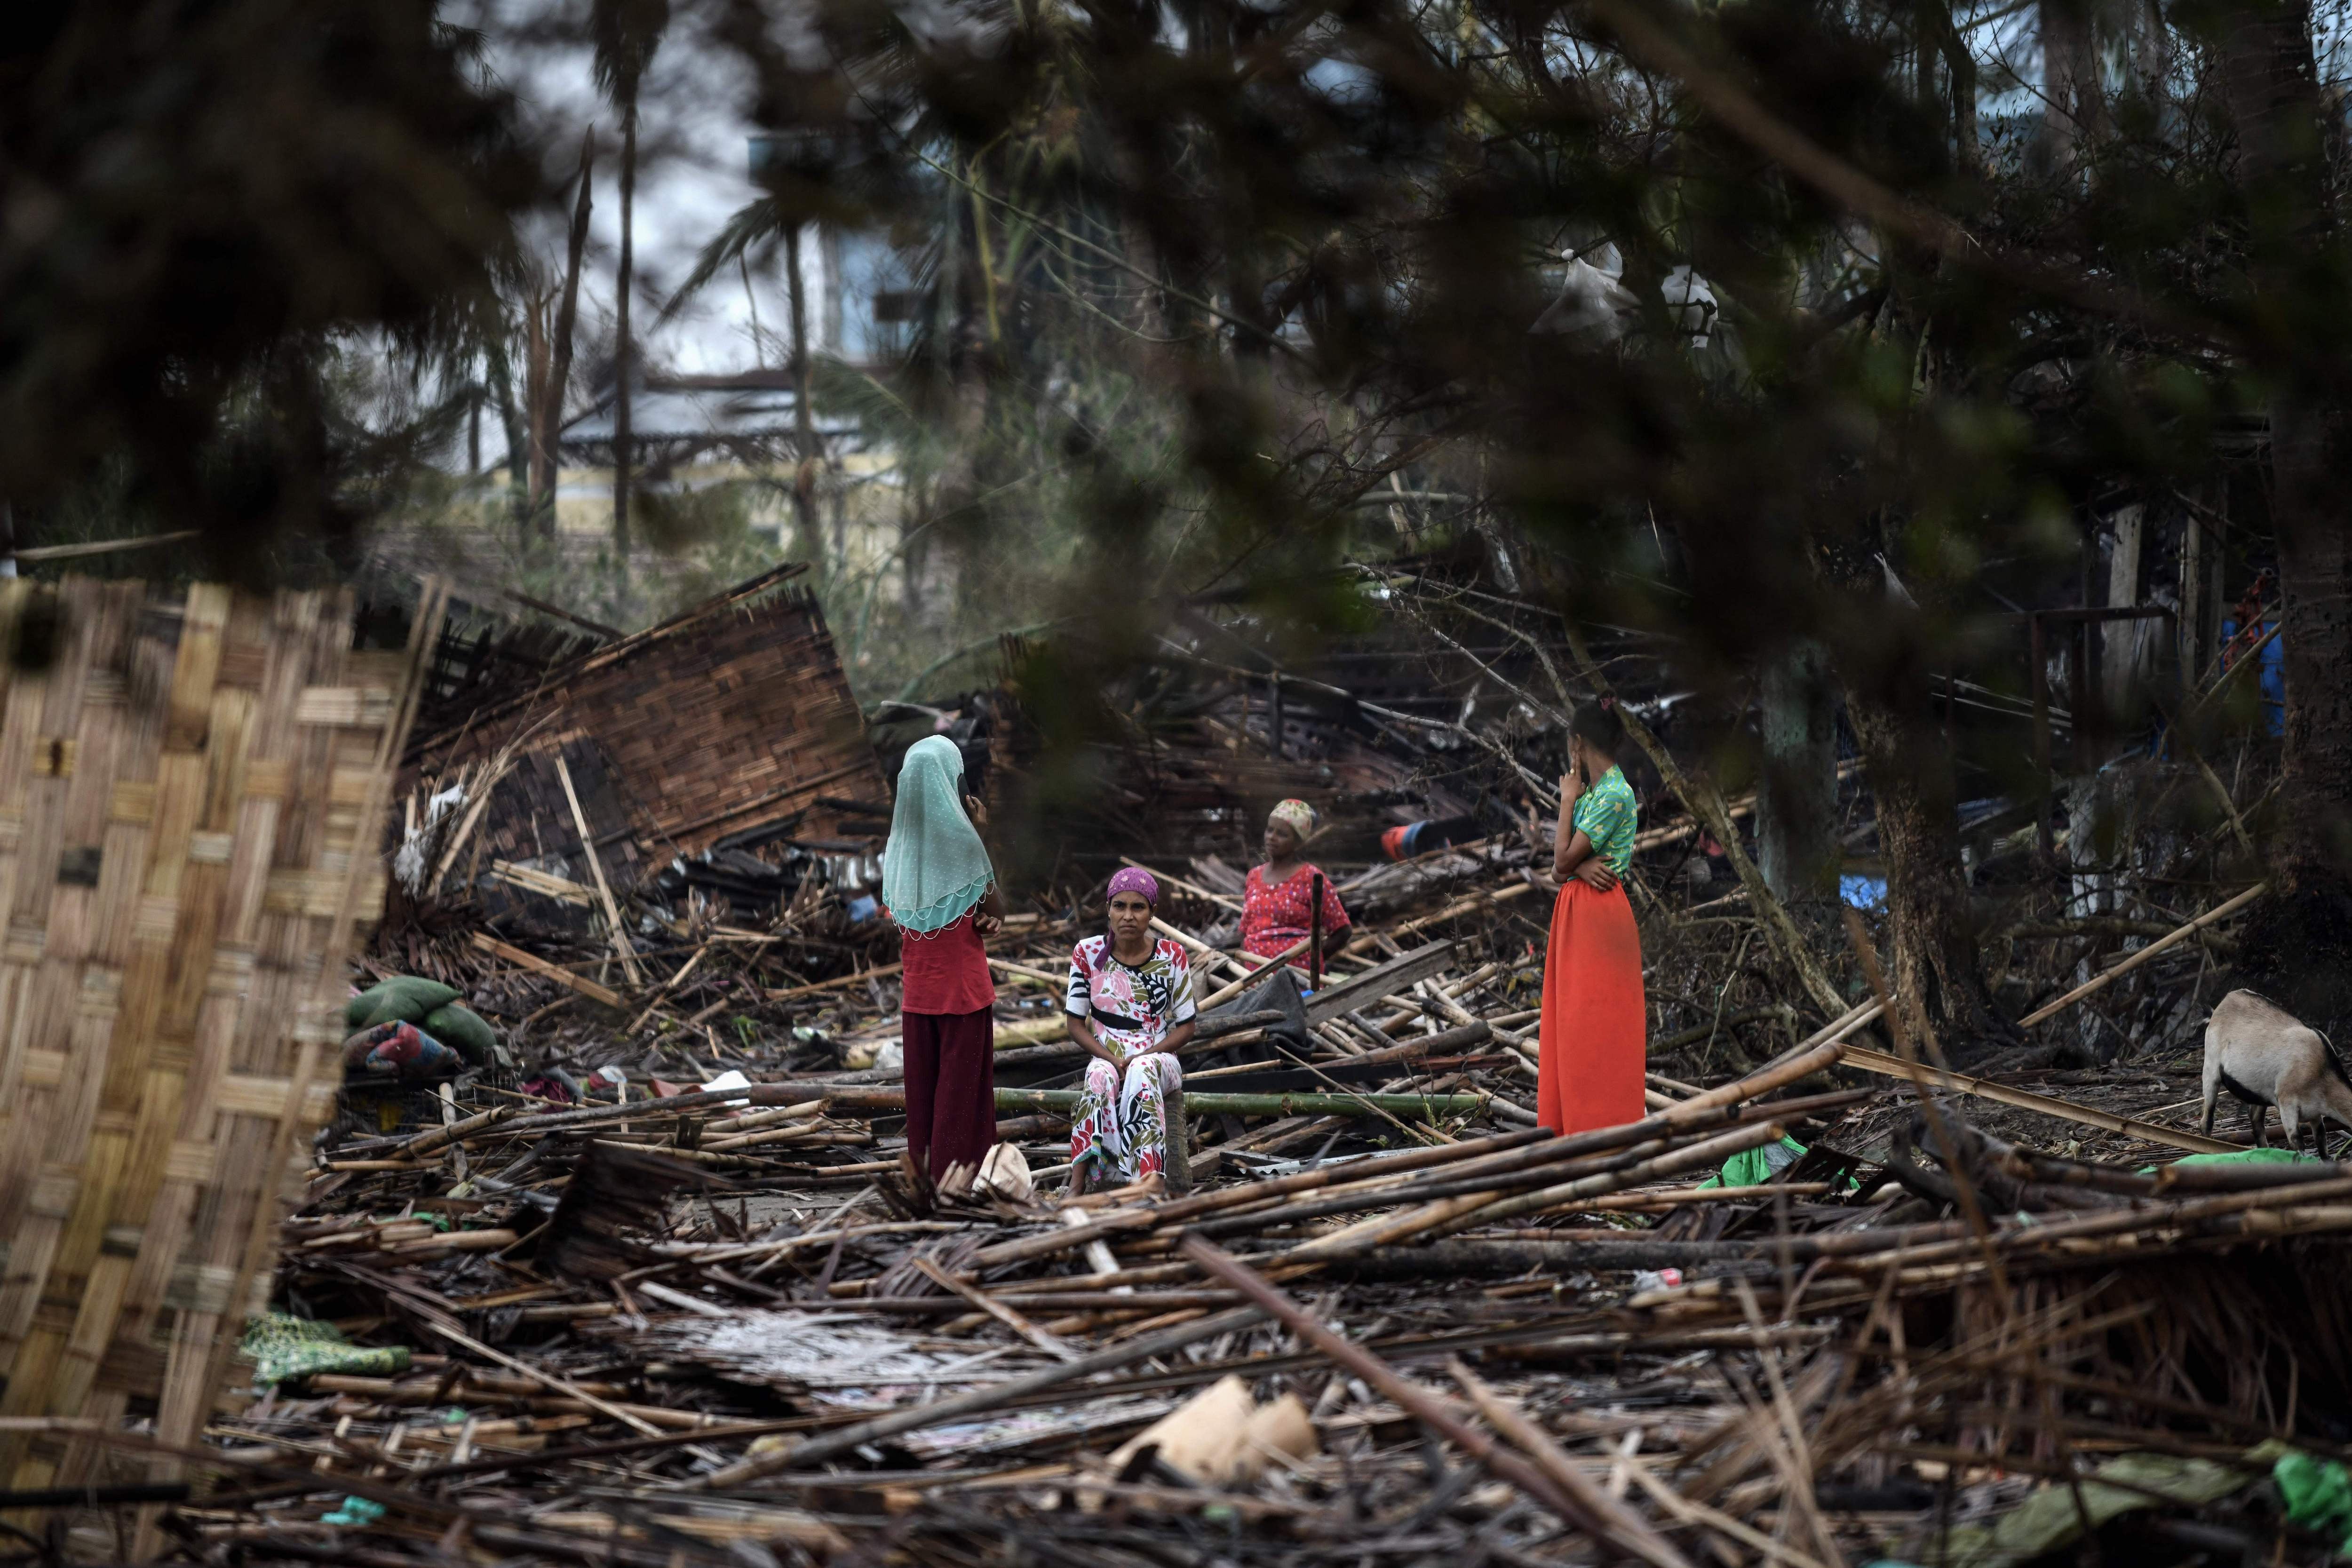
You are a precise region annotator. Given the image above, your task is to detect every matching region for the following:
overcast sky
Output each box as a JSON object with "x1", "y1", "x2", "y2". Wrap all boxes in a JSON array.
[{"x1": 468, "y1": 0, "x2": 804, "y2": 381}]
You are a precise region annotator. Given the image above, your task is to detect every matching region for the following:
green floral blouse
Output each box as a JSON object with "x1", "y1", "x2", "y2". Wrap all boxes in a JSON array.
[{"x1": 1570, "y1": 765, "x2": 1637, "y2": 876}]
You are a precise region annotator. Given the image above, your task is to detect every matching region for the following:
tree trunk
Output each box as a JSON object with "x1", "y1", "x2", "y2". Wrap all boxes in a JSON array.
[
  {"x1": 484, "y1": 331, "x2": 529, "y2": 531},
  {"x1": 2208, "y1": 0, "x2": 2352, "y2": 1036},
  {"x1": 541, "y1": 131, "x2": 596, "y2": 544},
  {"x1": 1845, "y1": 676, "x2": 2018, "y2": 1062},
  {"x1": 524, "y1": 298, "x2": 551, "y2": 530},
  {"x1": 2040, "y1": 0, "x2": 2105, "y2": 170},
  {"x1": 1758, "y1": 640, "x2": 1840, "y2": 910},
  {"x1": 612, "y1": 97, "x2": 637, "y2": 561},
  {"x1": 784, "y1": 223, "x2": 824, "y2": 579}
]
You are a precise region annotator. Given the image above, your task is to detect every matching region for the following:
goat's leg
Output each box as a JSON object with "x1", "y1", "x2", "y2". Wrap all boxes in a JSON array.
[{"x1": 2249, "y1": 1098, "x2": 2271, "y2": 1147}]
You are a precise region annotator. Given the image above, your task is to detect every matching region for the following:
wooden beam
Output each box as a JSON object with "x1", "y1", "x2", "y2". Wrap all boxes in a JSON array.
[{"x1": 471, "y1": 932, "x2": 623, "y2": 1008}]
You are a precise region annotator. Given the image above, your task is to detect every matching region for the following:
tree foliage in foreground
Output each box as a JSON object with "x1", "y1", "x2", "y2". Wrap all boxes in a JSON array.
[
  {"x1": 679, "y1": 0, "x2": 2352, "y2": 1050},
  {"x1": 0, "y1": 0, "x2": 538, "y2": 579},
  {"x1": 13, "y1": 0, "x2": 2352, "y2": 1052}
]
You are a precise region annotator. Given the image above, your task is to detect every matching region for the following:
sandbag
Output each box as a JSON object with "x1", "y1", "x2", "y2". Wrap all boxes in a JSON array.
[
  {"x1": 421, "y1": 1003, "x2": 498, "y2": 1065},
  {"x1": 347, "y1": 977, "x2": 459, "y2": 1029}
]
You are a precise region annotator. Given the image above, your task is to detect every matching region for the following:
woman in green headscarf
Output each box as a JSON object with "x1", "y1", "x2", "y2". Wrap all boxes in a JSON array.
[{"x1": 882, "y1": 735, "x2": 1005, "y2": 1192}]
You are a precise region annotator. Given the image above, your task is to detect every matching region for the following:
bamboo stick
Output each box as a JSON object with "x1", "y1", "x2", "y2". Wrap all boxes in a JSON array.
[
  {"x1": 1837, "y1": 1043, "x2": 2240, "y2": 1154},
  {"x1": 767, "y1": 962, "x2": 907, "y2": 1002},
  {"x1": 2018, "y1": 883, "x2": 2265, "y2": 1027},
  {"x1": 417, "y1": 1321, "x2": 662, "y2": 1438},
  {"x1": 1120, "y1": 855, "x2": 1244, "y2": 911},
  {"x1": 1449, "y1": 1361, "x2": 1697, "y2": 1568},
  {"x1": 473, "y1": 933, "x2": 624, "y2": 1008},
  {"x1": 553, "y1": 752, "x2": 644, "y2": 986},
  {"x1": 1342, "y1": 1119, "x2": 1792, "y2": 1251},
  {"x1": 1196, "y1": 938, "x2": 1311, "y2": 1009},
  {"x1": 1182, "y1": 1238, "x2": 1687, "y2": 1564}
]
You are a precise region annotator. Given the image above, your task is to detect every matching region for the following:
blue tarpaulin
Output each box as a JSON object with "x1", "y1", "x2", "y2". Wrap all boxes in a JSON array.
[{"x1": 2219, "y1": 618, "x2": 2284, "y2": 737}]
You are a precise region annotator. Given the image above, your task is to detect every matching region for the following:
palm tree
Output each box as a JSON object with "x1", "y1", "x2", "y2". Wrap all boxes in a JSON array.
[{"x1": 591, "y1": 0, "x2": 669, "y2": 561}]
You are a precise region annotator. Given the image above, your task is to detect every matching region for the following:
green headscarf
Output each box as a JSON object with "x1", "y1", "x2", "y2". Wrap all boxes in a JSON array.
[{"x1": 882, "y1": 735, "x2": 995, "y2": 933}]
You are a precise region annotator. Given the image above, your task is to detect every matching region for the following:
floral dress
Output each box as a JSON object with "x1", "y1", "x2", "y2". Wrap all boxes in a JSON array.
[
  {"x1": 1065, "y1": 935, "x2": 1195, "y2": 1182},
  {"x1": 1238, "y1": 864, "x2": 1351, "y2": 966}
]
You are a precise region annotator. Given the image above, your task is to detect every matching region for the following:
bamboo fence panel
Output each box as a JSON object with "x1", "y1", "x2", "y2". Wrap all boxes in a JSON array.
[{"x1": 0, "y1": 576, "x2": 437, "y2": 1501}]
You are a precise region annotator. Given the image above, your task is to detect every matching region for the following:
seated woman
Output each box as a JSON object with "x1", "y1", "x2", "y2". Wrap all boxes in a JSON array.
[
  {"x1": 1240, "y1": 798, "x2": 1351, "y2": 976},
  {"x1": 1065, "y1": 868, "x2": 1195, "y2": 1191}
]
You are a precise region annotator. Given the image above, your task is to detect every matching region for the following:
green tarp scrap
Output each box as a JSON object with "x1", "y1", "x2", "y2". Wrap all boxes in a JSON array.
[
  {"x1": 1922, "y1": 1451, "x2": 2253, "y2": 1568},
  {"x1": 1701, "y1": 1135, "x2": 1808, "y2": 1189},
  {"x1": 239, "y1": 1312, "x2": 411, "y2": 1388},
  {"x1": 2273, "y1": 1447, "x2": 2352, "y2": 1556},
  {"x1": 2142, "y1": 1146, "x2": 2319, "y2": 1175}
]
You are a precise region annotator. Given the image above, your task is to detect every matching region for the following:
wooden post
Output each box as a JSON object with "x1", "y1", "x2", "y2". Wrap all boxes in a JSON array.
[
  {"x1": 2180, "y1": 501, "x2": 2204, "y2": 686},
  {"x1": 1310, "y1": 871, "x2": 1325, "y2": 991},
  {"x1": 2104, "y1": 501, "x2": 2145, "y2": 719},
  {"x1": 2030, "y1": 613, "x2": 2053, "y2": 859},
  {"x1": 1268, "y1": 676, "x2": 1285, "y2": 761}
]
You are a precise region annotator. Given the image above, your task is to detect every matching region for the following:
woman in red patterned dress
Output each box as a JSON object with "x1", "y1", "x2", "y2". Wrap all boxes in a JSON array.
[{"x1": 1239, "y1": 798, "x2": 1351, "y2": 975}]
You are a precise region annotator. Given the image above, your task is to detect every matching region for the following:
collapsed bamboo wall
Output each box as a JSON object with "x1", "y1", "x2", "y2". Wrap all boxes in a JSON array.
[
  {"x1": 0, "y1": 577, "x2": 428, "y2": 1497},
  {"x1": 409, "y1": 569, "x2": 886, "y2": 888}
]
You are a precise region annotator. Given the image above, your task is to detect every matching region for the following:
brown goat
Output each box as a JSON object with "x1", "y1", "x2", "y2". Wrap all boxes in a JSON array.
[{"x1": 2201, "y1": 988, "x2": 2352, "y2": 1157}]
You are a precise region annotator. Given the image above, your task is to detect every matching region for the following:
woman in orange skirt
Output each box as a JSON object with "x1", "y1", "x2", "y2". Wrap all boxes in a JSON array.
[{"x1": 1539, "y1": 700, "x2": 1646, "y2": 1134}]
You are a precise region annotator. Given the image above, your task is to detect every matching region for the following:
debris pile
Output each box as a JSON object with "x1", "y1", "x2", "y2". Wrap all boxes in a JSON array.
[{"x1": 24, "y1": 568, "x2": 2348, "y2": 1568}]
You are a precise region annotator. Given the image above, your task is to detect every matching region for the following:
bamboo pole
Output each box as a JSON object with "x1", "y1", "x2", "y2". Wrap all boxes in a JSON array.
[
  {"x1": 553, "y1": 752, "x2": 644, "y2": 986},
  {"x1": 1838, "y1": 1043, "x2": 2239, "y2": 1154},
  {"x1": 1449, "y1": 1361, "x2": 1698, "y2": 1568},
  {"x1": 1121, "y1": 855, "x2": 1244, "y2": 911},
  {"x1": 474, "y1": 932, "x2": 623, "y2": 1008},
  {"x1": 1196, "y1": 938, "x2": 1311, "y2": 1009},
  {"x1": 1404, "y1": 1118, "x2": 1792, "y2": 1244},
  {"x1": 2018, "y1": 882, "x2": 2265, "y2": 1027},
  {"x1": 1183, "y1": 1238, "x2": 1694, "y2": 1568},
  {"x1": 986, "y1": 1087, "x2": 1488, "y2": 1119},
  {"x1": 767, "y1": 961, "x2": 906, "y2": 1001}
]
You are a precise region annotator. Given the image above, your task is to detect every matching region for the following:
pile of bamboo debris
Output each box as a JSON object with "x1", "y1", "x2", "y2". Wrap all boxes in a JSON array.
[
  {"x1": 24, "y1": 552, "x2": 2331, "y2": 1564},
  {"x1": 34, "y1": 819, "x2": 2332, "y2": 1568}
]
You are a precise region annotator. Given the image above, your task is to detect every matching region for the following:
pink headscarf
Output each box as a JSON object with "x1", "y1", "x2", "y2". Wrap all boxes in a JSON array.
[{"x1": 1107, "y1": 867, "x2": 1160, "y2": 906}]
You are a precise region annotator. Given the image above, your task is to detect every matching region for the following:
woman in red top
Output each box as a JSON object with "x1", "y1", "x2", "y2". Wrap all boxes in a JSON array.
[
  {"x1": 881, "y1": 736, "x2": 1004, "y2": 1192},
  {"x1": 1240, "y1": 798, "x2": 1351, "y2": 974}
]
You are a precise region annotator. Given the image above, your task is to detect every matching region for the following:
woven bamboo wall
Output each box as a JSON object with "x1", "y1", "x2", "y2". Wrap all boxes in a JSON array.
[{"x1": 0, "y1": 577, "x2": 424, "y2": 1495}]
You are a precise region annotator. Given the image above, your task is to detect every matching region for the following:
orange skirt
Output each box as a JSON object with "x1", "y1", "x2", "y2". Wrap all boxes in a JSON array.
[{"x1": 1538, "y1": 879, "x2": 1646, "y2": 1135}]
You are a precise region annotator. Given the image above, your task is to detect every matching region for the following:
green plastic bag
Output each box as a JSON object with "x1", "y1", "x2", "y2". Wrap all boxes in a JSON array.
[
  {"x1": 2275, "y1": 1449, "x2": 2352, "y2": 1555},
  {"x1": 346, "y1": 977, "x2": 459, "y2": 1029},
  {"x1": 421, "y1": 1003, "x2": 498, "y2": 1064}
]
